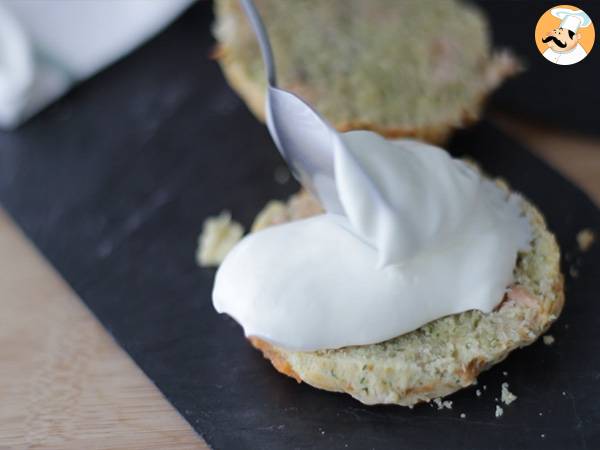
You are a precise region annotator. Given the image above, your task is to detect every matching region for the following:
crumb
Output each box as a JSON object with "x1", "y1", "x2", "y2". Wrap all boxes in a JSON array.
[
  {"x1": 483, "y1": 385, "x2": 487, "y2": 391},
  {"x1": 562, "y1": 391, "x2": 567, "y2": 396},
  {"x1": 539, "y1": 412, "x2": 543, "y2": 416},
  {"x1": 501, "y1": 382, "x2": 517, "y2": 405},
  {"x1": 433, "y1": 398, "x2": 453, "y2": 410},
  {"x1": 274, "y1": 166, "x2": 291, "y2": 185},
  {"x1": 495, "y1": 405, "x2": 504, "y2": 418},
  {"x1": 321, "y1": 430, "x2": 325, "y2": 435},
  {"x1": 196, "y1": 211, "x2": 244, "y2": 267},
  {"x1": 569, "y1": 266, "x2": 579, "y2": 278},
  {"x1": 503, "y1": 371, "x2": 508, "y2": 376},
  {"x1": 541, "y1": 434, "x2": 546, "y2": 438},
  {"x1": 460, "y1": 413, "x2": 466, "y2": 419},
  {"x1": 576, "y1": 228, "x2": 595, "y2": 252},
  {"x1": 543, "y1": 335, "x2": 555, "y2": 346},
  {"x1": 476, "y1": 389, "x2": 481, "y2": 397},
  {"x1": 494, "y1": 397, "x2": 498, "y2": 402}
]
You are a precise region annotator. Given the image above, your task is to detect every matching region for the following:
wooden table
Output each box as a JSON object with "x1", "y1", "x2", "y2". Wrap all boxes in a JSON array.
[{"x1": 1, "y1": 118, "x2": 598, "y2": 449}]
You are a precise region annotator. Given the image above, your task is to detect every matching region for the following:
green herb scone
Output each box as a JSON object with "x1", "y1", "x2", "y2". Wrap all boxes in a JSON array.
[
  {"x1": 247, "y1": 189, "x2": 564, "y2": 407},
  {"x1": 212, "y1": 0, "x2": 519, "y2": 144}
]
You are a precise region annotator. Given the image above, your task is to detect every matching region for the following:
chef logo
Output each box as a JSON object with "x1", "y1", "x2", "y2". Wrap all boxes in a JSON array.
[{"x1": 535, "y1": 5, "x2": 595, "y2": 65}]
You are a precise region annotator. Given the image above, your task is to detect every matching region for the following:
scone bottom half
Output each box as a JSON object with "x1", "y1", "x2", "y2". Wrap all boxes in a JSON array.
[{"x1": 240, "y1": 189, "x2": 563, "y2": 407}]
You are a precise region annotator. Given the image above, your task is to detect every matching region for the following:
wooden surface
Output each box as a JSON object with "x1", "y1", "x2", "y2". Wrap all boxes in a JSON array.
[
  {"x1": 0, "y1": 209, "x2": 208, "y2": 450},
  {"x1": 496, "y1": 117, "x2": 600, "y2": 206},
  {"x1": 0, "y1": 119, "x2": 598, "y2": 449}
]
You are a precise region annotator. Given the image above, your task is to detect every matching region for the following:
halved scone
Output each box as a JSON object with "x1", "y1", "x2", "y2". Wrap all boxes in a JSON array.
[
  {"x1": 248, "y1": 189, "x2": 563, "y2": 406},
  {"x1": 212, "y1": 0, "x2": 520, "y2": 144}
]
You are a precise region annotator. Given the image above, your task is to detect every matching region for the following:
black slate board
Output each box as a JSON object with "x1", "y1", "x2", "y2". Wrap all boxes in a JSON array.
[
  {"x1": 1, "y1": 2, "x2": 600, "y2": 449},
  {"x1": 477, "y1": 0, "x2": 600, "y2": 135}
]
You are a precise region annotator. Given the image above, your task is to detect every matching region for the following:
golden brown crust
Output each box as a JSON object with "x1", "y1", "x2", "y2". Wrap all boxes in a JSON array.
[
  {"x1": 249, "y1": 337, "x2": 302, "y2": 382},
  {"x1": 214, "y1": 44, "x2": 270, "y2": 130}
]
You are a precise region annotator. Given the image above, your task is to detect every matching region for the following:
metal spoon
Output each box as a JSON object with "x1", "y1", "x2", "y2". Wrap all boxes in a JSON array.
[{"x1": 240, "y1": 0, "x2": 343, "y2": 214}]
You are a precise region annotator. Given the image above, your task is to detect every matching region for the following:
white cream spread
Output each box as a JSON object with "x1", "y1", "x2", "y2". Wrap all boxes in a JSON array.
[{"x1": 213, "y1": 131, "x2": 532, "y2": 351}]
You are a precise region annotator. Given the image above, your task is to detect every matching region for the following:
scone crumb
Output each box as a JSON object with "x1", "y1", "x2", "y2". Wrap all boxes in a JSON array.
[
  {"x1": 476, "y1": 389, "x2": 481, "y2": 397},
  {"x1": 502, "y1": 371, "x2": 508, "y2": 376},
  {"x1": 432, "y1": 398, "x2": 453, "y2": 410},
  {"x1": 576, "y1": 228, "x2": 595, "y2": 252},
  {"x1": 501, "y1": 382, "x2": 517, "y2": 405},
  {"x1": 495, "y1": 405, "x2": 504, "y2": 418},
  {"x1": 543, "y1": 335, "x2": 555, "y2": 345},
  {"x1": 541, "y1": 434, "x2": 546, "y2": 439},
  {"x1": 197, "y1": 211, "x2": 244, "y2": 267},
  {"x1": 460, "y1": 413, "x2": 466, "y2": 419},
  {"x1": 483, "y1": 385, "x2": 487, "y2": 391},
  {"x1": 569, "y1": 266, "x2": 579, "y2": 278}
]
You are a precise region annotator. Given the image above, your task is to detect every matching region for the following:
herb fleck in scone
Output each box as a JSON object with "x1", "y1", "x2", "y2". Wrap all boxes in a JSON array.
[
  {"x1": 213, "y1": 0, "x2": 519, "y2": 144},
  {"x1": 248, "y1": 189, "x2": 564, "y2": 407}
]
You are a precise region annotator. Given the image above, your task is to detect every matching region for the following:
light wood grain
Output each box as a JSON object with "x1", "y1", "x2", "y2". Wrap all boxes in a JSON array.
[
  {"x1": 0, "y1": 119, "x2": 598, "y2": 449},
  {"x1": 0, "y1": 209, "x2": 208, "y2": 450},
  {"x1": 495, "y1": 116, "x2": 600, "y2": 205}
]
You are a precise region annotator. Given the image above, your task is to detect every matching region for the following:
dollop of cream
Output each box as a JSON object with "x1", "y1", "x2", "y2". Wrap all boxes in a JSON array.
[{"x1": 213, "y1": 131, "x2": 531, "y2": 351}]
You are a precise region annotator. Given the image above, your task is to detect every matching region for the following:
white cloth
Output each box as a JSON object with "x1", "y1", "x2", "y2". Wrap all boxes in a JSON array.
[
  {"x1": 0, "y1": 0, "x2": 194, "y2": 129},
  {"x1": 543, "y1": 43, "x2": 588, "y2": 65}
]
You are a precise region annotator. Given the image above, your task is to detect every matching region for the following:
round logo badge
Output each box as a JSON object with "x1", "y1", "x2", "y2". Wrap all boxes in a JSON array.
[{"x1": 535, "y1": 4, "x2": 595, "y2": 65}]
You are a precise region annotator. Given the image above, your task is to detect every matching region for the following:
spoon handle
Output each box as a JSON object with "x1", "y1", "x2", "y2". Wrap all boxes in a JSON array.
[{"x1": 240, "y1": 0, "x2": 277, "y2": 87}]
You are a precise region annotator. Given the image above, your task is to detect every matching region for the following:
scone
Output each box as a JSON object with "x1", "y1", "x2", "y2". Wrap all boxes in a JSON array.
[
  {"x1": 212, "y1": 0, "x2": 519, "y2": 144},
  {"x1": 247, "y1": 189, "x2": 564, "y2": 407}
]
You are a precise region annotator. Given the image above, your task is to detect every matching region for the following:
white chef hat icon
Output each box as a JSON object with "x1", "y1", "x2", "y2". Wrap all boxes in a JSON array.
[{"x1": 551, "y1": 7, "x2": 592, "y2": 33}]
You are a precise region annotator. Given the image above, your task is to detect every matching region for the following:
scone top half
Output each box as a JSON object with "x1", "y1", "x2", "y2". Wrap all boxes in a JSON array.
[{"x1": 212, "y1": 0, "x2": 519, "y2": 144}]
